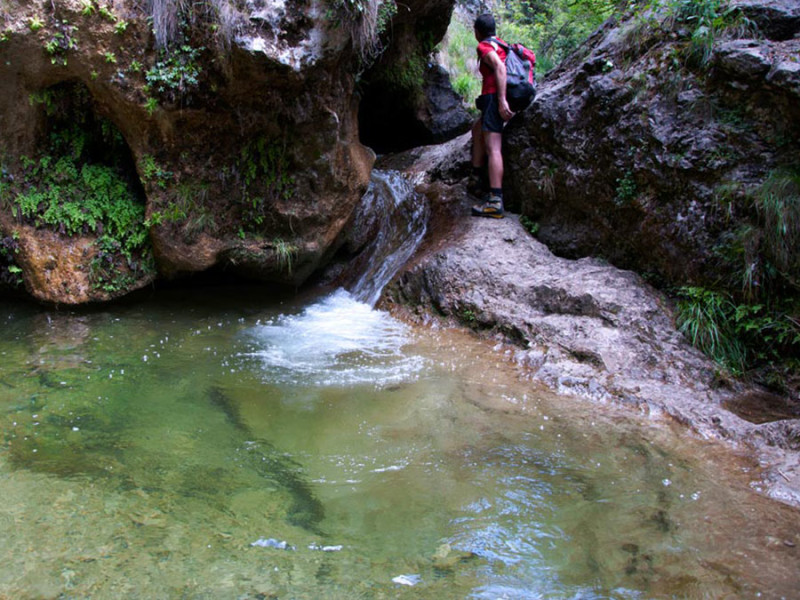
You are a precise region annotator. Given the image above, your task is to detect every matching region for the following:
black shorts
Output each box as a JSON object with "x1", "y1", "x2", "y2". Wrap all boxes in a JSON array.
[{"x1": 476, "y1": 93, "x2": 504, "y2": 133}]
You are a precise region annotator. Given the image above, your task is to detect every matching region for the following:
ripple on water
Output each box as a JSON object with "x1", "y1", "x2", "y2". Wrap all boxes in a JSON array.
[{"x1": 0, "y1": 293, "x2": 799, "y2": 599}]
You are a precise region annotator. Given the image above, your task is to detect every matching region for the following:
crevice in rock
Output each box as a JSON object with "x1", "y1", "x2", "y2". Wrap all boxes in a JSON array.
[
  {"x1": 31, "y1": 80, "x2": 146, "y2": 208},
  {"x1": 358, "y1": 62, "x2": 472, "y2": 154}
]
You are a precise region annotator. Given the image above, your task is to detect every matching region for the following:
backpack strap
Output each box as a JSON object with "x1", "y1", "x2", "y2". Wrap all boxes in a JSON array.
[
  {"x1": 488, "y1": 37, "x2": 511, "y2": 53},
  {"x1": 478, "y1": 37, "x2": 504, "y2": 66}
]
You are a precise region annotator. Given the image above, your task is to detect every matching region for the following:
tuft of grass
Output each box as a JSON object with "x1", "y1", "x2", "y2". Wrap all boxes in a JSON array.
[
  {"x1": 753, "y1": 168, "x2": 800, "y2": 286},
  {"x1": 675, "y1": 286, "x2": 747, "y2": 374},
  {"x1": 272, "y1": 238, "x2": 297, "y2": 275}
]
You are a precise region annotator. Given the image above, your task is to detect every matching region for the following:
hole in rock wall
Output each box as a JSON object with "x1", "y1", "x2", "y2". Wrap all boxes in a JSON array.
[
  {"x1": 30, "y1": 80, "x2": 145, "y2": 206},
  {"x1": 357, "y1": 85, "x2": 431, "y2": 155},
  {"x1": 357, "y1": 62, "x2": 473, "y2": 156}
]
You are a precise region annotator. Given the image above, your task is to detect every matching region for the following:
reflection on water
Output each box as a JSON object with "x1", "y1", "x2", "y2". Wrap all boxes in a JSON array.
[{"x1": 0, "y1": 287, "x2": 798, "y2": 599}]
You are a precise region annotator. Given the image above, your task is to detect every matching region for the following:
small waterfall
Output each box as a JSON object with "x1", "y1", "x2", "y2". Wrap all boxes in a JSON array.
[
  {"x1": 244, "y1": 290, "x2": 426, "y2": 387},
  {"x1": 243, "y1": 170, "x2": 430, "y2": 387},
  {"x1": 347, "y1": 170, "x2": 429, "y2": 306}
]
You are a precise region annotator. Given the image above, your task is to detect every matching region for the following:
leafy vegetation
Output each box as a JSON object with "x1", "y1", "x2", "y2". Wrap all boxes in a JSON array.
[
  {"x1": 80, "y1": 0, "x2": 95, "y2": 17},
  {"x1": 753, "y1": 168, "x2": 800, "y2": 289},
  {"x1": 675, "y1": 168, "x2": 800, "y2": 386},
  {"x1": 0, "y1": 83, "x2": 153, "y2": 295},
  {"x1": 622, "y1": 0, "x2": 757, "y2": 69},
  {"x1": 235, "y1": 136, "x2": 295, "y2": 233},
  {"x1": 614, "y1": 171, "x2": 638, "y2": 207},
  {"x1": 439, "y1": 16, "x2": 481, "y2": 110},
  {"x1": 0, "y1": 232, "x2": 23, "y2": 288},
  {"x1": 145, "y1": 43, "x2": 203, "y2": 102},
  {"x1": 44, "y1": 22, "x2": 78, "y2": 66},
  {"x1": 520, "y1": 215, "x2": 540, "y2": 236},
  {"x1": 28, "y1": 16, "x2": 44, "y2": 32},
  {"x1": 675, "y1": 287, "x2": 799, "y2": 381},
  {"x1": 138, "y1": 154, "x2": 173, "y2": 189}
]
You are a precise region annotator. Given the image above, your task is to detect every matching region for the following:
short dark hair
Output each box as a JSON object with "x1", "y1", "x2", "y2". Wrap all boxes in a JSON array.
[{"x1": 474, "y1": 13, "x2": 496, "y2": 38}]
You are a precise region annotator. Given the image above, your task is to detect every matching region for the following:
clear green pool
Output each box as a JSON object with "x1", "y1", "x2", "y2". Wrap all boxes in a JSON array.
[{"x1": 1, "y1": 286, "x2": 798, "y2": 598}]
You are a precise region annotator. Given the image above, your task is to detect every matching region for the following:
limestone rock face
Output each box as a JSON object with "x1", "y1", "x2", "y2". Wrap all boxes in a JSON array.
[
  {"x1": 503, "y1": 0, "x2": 800, "y2": 290},
  {"x1": 0, "y1": 0, "x2": 377, "y2": 303}
]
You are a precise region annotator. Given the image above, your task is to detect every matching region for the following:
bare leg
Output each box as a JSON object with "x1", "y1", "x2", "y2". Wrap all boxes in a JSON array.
[{"x1": 484, "y1": 130, "x2": 503, "y2": 190}]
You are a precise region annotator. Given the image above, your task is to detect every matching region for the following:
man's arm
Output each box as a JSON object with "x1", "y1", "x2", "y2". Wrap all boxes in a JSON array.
[{"x1": 484, "y1": 51, "x2": 513, "y2": 121}]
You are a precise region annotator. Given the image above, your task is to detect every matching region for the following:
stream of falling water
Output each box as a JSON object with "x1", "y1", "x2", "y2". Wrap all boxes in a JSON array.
[{"x1": 0, "y1": 172, "x2": 798, "y2": 598}]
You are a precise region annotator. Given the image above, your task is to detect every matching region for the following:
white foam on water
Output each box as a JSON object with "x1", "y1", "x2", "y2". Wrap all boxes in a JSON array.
[{"x1": 243, "y1": 289, "x2": 427, "y2": 387}]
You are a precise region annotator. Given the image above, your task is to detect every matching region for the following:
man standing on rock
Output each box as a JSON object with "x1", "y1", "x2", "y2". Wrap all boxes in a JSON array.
[{"x1": 470, "y1": 12, "x2": 513, "y2": 219}]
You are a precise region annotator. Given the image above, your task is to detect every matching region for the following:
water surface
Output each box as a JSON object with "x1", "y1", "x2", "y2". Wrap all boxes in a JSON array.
[{"x1": 0, "y1": 287, "x2": 798, "y2": 598}]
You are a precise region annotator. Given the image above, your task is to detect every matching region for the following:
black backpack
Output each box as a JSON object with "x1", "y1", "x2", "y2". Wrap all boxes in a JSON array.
[{"x1": 490, "y1": 37, "x2": 537, "y2": 112}]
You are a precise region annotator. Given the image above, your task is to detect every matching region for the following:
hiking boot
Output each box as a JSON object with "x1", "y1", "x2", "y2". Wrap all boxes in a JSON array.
[{"x1": 471, "y1": 195, "x2": 504, "y2": 219}]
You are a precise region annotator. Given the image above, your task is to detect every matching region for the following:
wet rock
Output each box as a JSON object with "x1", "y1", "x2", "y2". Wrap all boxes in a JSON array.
[
  {"x1": 431, "y1": 542, "x2": 475, "y2": 570},
  {"x1": 383, "y1": 134, "x2": 800, "y2": 509},
  {"x1": 724, "y1": 391, "x2": 800, "y2": 425},
  {"x1": 9, "y1": 222, "x2": 153, "y2": 303},
  {"x1": 714, "y1": 40, "x2": 773, "y2": 79},
  {"x1": 420, "y1": 64, "x2": 473, "y2": 144}
]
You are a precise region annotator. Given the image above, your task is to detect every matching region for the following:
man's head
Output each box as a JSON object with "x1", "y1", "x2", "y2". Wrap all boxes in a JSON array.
[{"x1": 474, "y1": 13, "x2": 496, "y2": 40}]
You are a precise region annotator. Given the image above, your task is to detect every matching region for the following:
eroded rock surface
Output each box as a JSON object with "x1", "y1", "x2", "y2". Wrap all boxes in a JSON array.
[{"x1": 0, "y1": 0, "x2": 378, "y2": 303}]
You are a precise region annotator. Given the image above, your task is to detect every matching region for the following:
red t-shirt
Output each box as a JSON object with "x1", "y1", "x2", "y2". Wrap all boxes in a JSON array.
[{"x1": 477, "y1": 38, "x2": 508, "y2": 95}]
